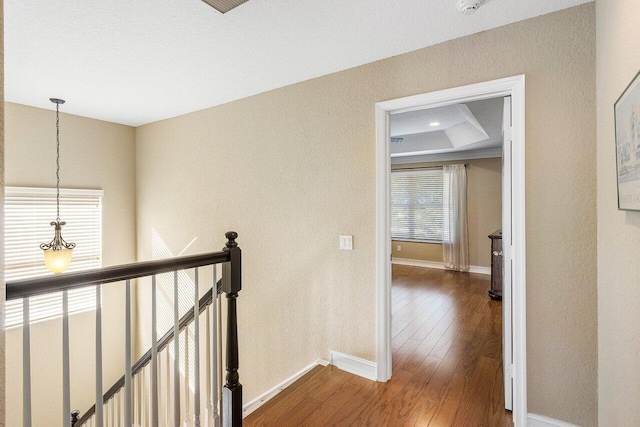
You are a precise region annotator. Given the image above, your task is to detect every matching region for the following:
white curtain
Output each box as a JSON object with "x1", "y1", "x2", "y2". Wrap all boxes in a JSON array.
[{"x1": 442, "y1": 164, "x2": 470, "y2": 272}]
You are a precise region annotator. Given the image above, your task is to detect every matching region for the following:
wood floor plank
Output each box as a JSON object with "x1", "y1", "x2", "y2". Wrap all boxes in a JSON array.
[
  {"x1": 244, "y1": 265, "x2": 513, "y2": 427},
  {"x1": 451, "y1": 356, "x2": 509, "y2": 427},
  {"x1": 385, "y1": 357, "x2": 442, "y2": 425},
  {"x1": 429, "y1": 372, "x2": 468, "y2": 426},
  {"x1": 482, "y1": 326, "x2": 502, "y2": 360},
  {"x1": 403, "y1": 306, "x2": 451, "y2": 344},
  {"x1": 242, "y1": 365, "x2": 325, "y2": 423},
  {"x1": 323, "y1": 378, "x2": 386, "y2": 425},
  {"x1": 244, "y1": 367, "x2": 335, "y2": 426},
  {"x1": 456, "y1": 330, "x2": 489, "y2": 378},
  {"x1": 392, "y1": 338, "x2": 422, "y2": 373},
  {"x1": 349, "y1": 369, "x2": 414, "y2": 426},
  {"x1": 298, "y1": 375, "x2": 370, "y2": 426}
]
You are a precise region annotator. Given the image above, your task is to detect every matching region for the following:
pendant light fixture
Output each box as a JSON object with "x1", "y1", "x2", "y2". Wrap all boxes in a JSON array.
[{"x1": 40, "y1": 98, "x2": 75, "y2": 274}]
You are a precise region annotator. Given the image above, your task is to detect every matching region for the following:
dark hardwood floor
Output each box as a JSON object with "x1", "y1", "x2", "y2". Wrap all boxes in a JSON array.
[{"x1": 244, "y1": 264, "x2": 513, "y2": 426}]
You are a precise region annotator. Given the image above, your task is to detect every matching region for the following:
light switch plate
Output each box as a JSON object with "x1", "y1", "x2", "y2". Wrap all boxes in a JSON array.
[{"x1": 339, "y1": 235, "x2": 353, "y2": 250}]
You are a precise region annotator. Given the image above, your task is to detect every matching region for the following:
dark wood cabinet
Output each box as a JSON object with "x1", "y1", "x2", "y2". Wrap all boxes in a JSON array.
[{"x1": 488, "y1": 230, "x2": 502, "y2": 300}]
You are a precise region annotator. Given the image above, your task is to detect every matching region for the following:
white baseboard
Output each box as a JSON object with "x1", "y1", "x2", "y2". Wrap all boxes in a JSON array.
[
  {"x1": 242, "y1": 359, "x2": 330, "y2": 418},
  {"x1": 468, "y1": 265, "x2": 491, "y2": 275},
  {"x1": 392, "y1": 258, "x2": 444, "y2": 269},
  {"x1": 527, "y1": 413, "x2": 579, "y2": 427},
  {"x1": 392, "y1": 258, "x2": 491, "y2": 275},
  {"x1": 329, "y1": 350, "x2": 378, "y2": 381}
]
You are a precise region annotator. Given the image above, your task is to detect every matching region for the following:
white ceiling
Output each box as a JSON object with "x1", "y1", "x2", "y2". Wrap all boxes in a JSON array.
[
  {"x1": 390, "y1": 97, "x2": 504, "y2": 158},
  {"x1": 5, "y1": 0, "x2": 591, "y2": 126}
]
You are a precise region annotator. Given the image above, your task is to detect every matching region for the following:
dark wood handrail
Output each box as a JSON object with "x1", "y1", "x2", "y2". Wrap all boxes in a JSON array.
[
  {"x1": 12, "y1": 231, "x2": 242, "y2": 426},
  {"x1": 6, "y1": 250, "x2": 230, "y2": 301},
  {"x1": 76, "y1": 280, "x2": 222, "y2": 426}
]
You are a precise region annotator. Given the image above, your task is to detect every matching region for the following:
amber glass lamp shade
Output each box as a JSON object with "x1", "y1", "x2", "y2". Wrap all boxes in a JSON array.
[
  {"x1": 43, "y1": 248, "x2": 73, "y2": 274},
  {"x1": 41, "y1": 220, "x2": 75, "y2": 274}
]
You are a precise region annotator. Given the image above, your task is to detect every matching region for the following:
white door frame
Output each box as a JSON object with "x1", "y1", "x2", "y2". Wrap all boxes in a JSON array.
[
  {"x1": 502, "y1": 95, "x2": 514, "y2": 411},
  {"x1": 374, "y1": 75, "x2": 527, "y2": 425}
]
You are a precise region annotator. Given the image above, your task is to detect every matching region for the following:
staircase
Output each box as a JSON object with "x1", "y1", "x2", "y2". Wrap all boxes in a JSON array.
[{"x1": 7, "y1": 232, "x2": 243, "y2": 427}]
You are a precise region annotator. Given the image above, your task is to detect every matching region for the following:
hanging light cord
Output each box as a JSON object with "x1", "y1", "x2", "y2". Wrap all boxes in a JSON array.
[
  {"x1": 56, "y1": 101, "x2": 61, "y2": 222},
  {"x1": 40, "y1": 98, "x2": 75, "y2": 253}
]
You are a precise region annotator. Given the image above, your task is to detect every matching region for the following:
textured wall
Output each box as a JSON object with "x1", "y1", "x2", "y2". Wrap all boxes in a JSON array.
[
  {"x1": 4, "y1": 103, "x2": 136, "y2": 426},
  {"x1": 392, "y1": 240, "x2": 444, "y2": 263},
  {"x1": 597, "y1": 1, "x2": 640, "y2": 425},
  {"x1": 391, "y1": 157, "x2": 502, "y2": 268},
  {"x1": 0, "y1": 1, "x2": 5, "y2": 425},
  {"x1": 136, "y1": 5, "x2": 596, "y2": 424}
]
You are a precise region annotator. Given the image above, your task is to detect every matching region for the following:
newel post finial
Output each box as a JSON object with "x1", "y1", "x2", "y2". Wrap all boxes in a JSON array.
[{"x1": 225, "y1": 231, "x2": 238, "y2": 249}]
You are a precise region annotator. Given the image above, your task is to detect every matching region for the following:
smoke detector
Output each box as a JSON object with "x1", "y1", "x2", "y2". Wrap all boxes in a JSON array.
[{"x1": 457, "y1": 0, "x2": 481, "y2": 15}]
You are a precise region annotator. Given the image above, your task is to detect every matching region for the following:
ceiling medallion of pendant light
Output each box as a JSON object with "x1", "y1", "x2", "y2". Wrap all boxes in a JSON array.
[{"x1": 40, "y1": 98, "x2": 76, "y2": 274}]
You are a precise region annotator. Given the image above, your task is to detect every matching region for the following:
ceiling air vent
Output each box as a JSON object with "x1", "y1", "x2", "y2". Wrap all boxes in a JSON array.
[{"x1": 201, "y1": 0, "x2": 249, "y2": 14}]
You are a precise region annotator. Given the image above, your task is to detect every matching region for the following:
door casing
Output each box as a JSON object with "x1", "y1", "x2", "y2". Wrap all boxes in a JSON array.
[{"x1": 374, "y1": 75, "x2": 527, "y2": 425}]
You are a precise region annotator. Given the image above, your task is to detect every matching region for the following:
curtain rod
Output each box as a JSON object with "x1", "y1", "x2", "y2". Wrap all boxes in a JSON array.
[{"x1": 392, "y1": 163, "x2": 470, "y2": 172}]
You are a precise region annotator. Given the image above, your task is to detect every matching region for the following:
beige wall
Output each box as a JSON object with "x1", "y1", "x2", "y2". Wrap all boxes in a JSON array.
[
  {"x1": 135, "y1": 5, "x2": 597, "y2": 425},
  {"x1": 391, "y1": 157, "x2": 502, "y2": 268},
  {"x1": 4, "y1": 103, "x2": 136, "y2": 426},
  {"x1": 0, "y1": 1, "x2": 5, "y2": 424},
  {"x1": 392, "y1": 240, "x2": 444, "y2": 263},
  {"x1": 597, "y1": 1, "x2": 640, "y2": 425}
]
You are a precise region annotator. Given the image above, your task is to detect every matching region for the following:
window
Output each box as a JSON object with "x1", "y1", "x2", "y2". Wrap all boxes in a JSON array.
[
  {"x1": 391, "y1": 170, "x2": 443, "y2": 243},
  {"x1": 5, "y1": 187, "x2": 103, "y2": 328}
]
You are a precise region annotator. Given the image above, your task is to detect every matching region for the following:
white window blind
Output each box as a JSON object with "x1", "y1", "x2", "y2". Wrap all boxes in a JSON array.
[
  {"x1": 5, "y1": 187, "x2": 103, "y2": 328},
  {"x1": 391, "y1": 170, "x2": 444, "y2": 243}
]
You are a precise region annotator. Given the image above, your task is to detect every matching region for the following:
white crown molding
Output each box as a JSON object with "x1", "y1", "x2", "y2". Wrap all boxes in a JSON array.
[{"x1": 391, "y1": 147, "x2": 502, "y2": 165}]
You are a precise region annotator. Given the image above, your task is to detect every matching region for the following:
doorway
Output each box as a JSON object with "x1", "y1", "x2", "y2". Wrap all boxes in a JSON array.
[{"x1": 374, "y1": 76, "x2": 526, "y2": 425}]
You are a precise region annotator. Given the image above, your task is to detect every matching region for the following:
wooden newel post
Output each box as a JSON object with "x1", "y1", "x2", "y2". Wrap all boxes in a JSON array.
[
  {"x1": 70, "y1": 410, "x2": 79, "y2": 427},
  {"x1": 222, "y1": 231, "x2": 242, "y2": 427}
]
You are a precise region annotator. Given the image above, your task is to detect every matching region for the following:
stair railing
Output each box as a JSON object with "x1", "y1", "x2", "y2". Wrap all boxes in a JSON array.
[{"x1": 6, "y1": 231, "x2": 242, "y2": 427}]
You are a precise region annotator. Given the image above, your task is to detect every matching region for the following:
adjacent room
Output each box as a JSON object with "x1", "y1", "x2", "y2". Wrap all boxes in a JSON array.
[{"x1": 387, "y1": 96, "x2": 509, "y2": 424}]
